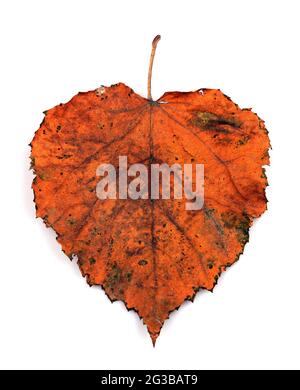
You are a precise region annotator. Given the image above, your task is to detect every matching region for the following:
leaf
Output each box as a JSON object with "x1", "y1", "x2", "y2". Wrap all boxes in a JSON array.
[{"x1": 30, "y1": 37, "x2": 270, "y2": 345}]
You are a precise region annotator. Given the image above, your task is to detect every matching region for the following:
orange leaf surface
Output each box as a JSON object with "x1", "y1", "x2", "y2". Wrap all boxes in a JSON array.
[{"x1": 30, "y1": 38, "x2": 270, "y2": 345}]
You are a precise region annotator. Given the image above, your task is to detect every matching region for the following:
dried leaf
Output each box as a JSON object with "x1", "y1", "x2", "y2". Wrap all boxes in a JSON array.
[{"x1": 30, "y1": 37, "x2": 270, "y2": 345}]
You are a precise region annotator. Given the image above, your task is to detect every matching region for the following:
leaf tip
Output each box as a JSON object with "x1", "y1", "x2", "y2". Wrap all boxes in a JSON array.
[{"x1": 151, "y1": 333, "x2": 158, "y2": 347}]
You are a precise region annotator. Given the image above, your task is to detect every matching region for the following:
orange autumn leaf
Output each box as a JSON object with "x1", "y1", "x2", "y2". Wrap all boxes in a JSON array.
[{"x1": 30, "y1": 36, "x2": 270, "y2": 345}]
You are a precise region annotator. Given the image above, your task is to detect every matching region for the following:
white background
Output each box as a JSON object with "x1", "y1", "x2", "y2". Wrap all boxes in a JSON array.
[{"x1": 0, "y1": 0, "x2": 299, "y2": 370}]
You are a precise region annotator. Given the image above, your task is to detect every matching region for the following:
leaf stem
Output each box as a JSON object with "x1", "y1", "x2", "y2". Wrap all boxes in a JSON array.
[{"x1": 147, "y1": 35, "x2": 161, "y2": 101}]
